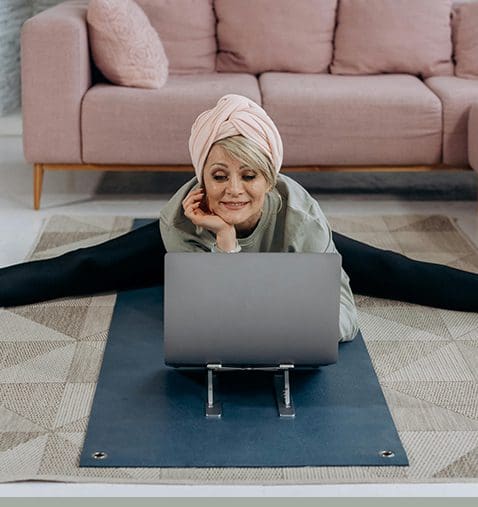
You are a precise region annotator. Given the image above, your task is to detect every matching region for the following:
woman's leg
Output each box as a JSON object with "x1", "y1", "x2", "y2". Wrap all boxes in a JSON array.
[
  {"x1": 0, "y1": 220, "x2": 164, "y2": 308},
  {"x1": 332, "y1": 231, "x2": 478, "y2": 312},
  {"x1": 3, "y1": 219, "x2": 477, "y2": 311}
]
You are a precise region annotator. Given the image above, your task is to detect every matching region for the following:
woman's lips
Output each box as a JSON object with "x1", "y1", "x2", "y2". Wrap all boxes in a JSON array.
[{"x1": 221, "y1": 202, "x2": 249, "y2": 210}]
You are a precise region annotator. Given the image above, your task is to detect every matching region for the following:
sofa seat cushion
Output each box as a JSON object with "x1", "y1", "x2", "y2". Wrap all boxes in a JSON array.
[
  {"x1": 425, "y1": 76, "x2": 478, "y2": 166},
  {"x1": 81, "y1": 74, "x2": 261, "y2": 164},
  {"x1": 259, "y1": 73, "x2": 442, "y2": 166}
]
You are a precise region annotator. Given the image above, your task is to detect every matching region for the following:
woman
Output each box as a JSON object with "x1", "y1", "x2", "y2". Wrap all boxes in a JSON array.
[
  {"x1": 1, "y1": 94, "x2": 477, "y2": 341},
  {"x1": 162, "y1": 95, "x2": 359, "y2": 342}
]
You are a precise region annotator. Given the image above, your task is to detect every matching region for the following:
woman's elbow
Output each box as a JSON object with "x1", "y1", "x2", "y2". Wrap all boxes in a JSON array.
[{"x1": 338, "y1": 309, "x2": 359, "y2": 343}]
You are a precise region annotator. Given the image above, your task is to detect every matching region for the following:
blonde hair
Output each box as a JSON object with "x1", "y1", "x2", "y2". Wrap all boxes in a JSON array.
[{"x1": 202, "y1": 135, "x2": 277, "y2": 190}]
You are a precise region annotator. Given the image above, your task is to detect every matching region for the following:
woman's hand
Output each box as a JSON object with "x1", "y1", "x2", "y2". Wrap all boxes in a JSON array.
[{"x1": 182, "y1": 188, "x2": 233, "y2": 236}]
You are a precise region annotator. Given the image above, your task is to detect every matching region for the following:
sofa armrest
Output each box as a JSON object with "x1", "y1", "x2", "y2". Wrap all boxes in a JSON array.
[{"x1": 21, "y1": 0, "x2": 92, "y2": 164}]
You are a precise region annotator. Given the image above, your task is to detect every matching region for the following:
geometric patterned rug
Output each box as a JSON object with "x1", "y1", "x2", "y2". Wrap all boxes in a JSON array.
[{"x1": 1, "y1": 214, "x2": 478, "y2": 484}]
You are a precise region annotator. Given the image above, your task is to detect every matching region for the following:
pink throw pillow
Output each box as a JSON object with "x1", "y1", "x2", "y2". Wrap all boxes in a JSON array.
[
  {"x1": 453, "y1": 2, "x2": 478, "y2": 79},
  {"x1": 331, "y1": 0, "x2": 454, "y2": 78},
  {"x1": 215, "y1": 0, "x2": 338, "y2": 74},
  {"x1": 87, "y1": 0, "x2": 168, "y2": 88}
]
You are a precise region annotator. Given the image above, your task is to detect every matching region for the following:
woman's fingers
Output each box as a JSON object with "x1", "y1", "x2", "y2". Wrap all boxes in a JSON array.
[
  {"x1": 185, "y1": 198, "x2": 202, "y2": 211},
  {"x1": 185, "y1": 188, "x2": 203, "y2": 200},
  {"x1": 182, "y1": 188, "x2": 204, "y2": 210},
  {"x1": 183, "y1": 200, "x2": 203, "y2": 223},
  {"x1": 188, "y1": 202, "x2": 201, "y2": 213}
]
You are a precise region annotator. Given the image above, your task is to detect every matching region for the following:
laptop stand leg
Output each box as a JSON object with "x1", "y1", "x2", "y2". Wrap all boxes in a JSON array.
[
  {"x1": 274, "y1": 364, "x2": 295, "y2": 418},
  {"x1": 205, "y1": 364, "x2": 222, "y2": 418},
  {"x1": 204, "y1": 363, "x2": 294, "y2": 418}
]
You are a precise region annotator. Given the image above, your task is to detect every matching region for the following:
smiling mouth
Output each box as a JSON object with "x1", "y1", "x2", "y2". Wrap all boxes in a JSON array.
[{"x1": 221, "y1": 202, "x2": 249, "y2": 209}]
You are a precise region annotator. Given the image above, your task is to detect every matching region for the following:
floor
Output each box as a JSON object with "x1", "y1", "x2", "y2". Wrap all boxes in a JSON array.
[{"x1": 1, "y1": 126, "x2": 478, "y2": 496}]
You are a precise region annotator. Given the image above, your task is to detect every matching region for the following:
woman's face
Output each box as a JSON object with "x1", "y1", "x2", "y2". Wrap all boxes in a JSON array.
[{"x1": 202, "y1": 144, "x2": 271, "y2": 233}]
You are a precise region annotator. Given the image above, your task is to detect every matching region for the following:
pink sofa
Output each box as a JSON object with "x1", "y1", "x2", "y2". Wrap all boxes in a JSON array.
[{"x1": 21, "y1": 0, "x2": 478, "y2": 209}]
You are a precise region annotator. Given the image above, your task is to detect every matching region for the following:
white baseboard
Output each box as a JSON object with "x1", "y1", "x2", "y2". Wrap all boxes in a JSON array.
[{"x1": 0, "y1": 107, "x2": 22, "y2": 137}]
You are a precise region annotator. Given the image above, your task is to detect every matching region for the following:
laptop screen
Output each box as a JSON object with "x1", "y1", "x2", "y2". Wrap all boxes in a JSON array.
[{"x1": 164, "y1": 252, "x2": 341, "y2": 367}]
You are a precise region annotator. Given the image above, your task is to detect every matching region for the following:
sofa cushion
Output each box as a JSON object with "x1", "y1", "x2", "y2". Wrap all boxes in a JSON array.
[
  {"x1": 469, "y1": 104, "x2": 478, "y2": 171},
  {"x1": 86, "y1": 0, "x2": 168, "y2": 89},
  {"x1": 215, "y1": 0, "x2": 337, "y2": 74},
  {"x1": 452, "y1": 1, "x2": 478, "y2": 79},
  {"x1": 331, "y1": 0, "x2": 454, "y2": 78},
  {"x1": 425, "y1": 76, "x2": 478, "y2": 166},
  {"x1": 136, "y1": 0, "x2": 216, "y2": 74},
  {"x1": 81, "y1": 74, "x2": 261, "y2": 164},
  {"x1": 260, "y1": 73, "x2": 442, "y2": 166}
]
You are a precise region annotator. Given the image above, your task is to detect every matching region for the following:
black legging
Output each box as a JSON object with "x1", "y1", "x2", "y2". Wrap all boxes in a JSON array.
[{"x1": 0, "y1": 220, "x2": 477, "y2": 311}]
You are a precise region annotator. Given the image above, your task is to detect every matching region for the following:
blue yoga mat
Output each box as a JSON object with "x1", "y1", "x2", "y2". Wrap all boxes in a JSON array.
[{"x1": 80, "y1": 221, "x2": 408, "y2": 468}]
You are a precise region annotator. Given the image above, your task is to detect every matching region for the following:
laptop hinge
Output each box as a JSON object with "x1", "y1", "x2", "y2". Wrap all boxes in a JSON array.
[{"x1": 205, "y1": 363, "x2": 295, "y2": 418}]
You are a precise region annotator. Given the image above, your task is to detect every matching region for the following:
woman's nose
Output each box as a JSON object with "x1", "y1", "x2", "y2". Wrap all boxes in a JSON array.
[{"x1": 226, "y1": 176, "x2": 244, "y2": 194}]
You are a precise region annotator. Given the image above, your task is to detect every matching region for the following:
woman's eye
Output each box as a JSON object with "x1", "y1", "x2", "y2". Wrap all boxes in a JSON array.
[{"x1": 212, "y1": 174, "x2": 256, "y2": 181}]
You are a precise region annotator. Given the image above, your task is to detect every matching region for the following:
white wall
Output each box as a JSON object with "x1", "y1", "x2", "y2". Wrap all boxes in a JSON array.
[
  {"x1": 31, "y1": 0, "x2": 65, "y2": 15},
  {"x1": 0, "y1": 0, "x2": 31, "y2": 116}
]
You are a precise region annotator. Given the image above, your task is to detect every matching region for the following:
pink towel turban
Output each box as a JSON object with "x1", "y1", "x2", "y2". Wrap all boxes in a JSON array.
[{"x1": 188, "y1": 94, "x2": 283, "y2": 183}]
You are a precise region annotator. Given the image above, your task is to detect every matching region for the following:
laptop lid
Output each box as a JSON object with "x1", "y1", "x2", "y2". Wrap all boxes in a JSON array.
[{"x1": 164, "y1": 252, "x2": 341, "y2": 368}]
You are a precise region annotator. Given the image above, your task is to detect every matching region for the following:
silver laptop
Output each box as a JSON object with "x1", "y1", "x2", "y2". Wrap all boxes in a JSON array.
[{"x1": 163, "y1": 252, "x2": 341, "y2": 368}]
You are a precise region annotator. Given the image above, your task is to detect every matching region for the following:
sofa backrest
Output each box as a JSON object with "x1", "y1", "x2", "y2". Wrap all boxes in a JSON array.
[
  {"x1": 451, "y1": 0, "x2": 478, "y2": 78},
  {"x1": 136, "y1": 0, "x2": 216, "y2": 75},
  {"x1": 212, "y1": 0, "x2": 457, "y2": 78},
  {"x1": 131, "y1": 0, "x2": 475, "y2": 79},
  {"x1": 215, "y1": 0, "x2": 338, "y2": 74},
  {"x1": 330, "y1": 0, "x2": 454, "y2": 79}
]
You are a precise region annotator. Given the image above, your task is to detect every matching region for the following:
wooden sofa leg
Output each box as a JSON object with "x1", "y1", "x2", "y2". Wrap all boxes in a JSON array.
[{"x1": 33, "y1": 163, "x2": 44, "y2": 210}]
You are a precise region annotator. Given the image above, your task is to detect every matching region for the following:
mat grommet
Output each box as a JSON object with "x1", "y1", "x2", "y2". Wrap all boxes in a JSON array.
[
  {"x1": 380, "y1": 450, "x2": 395, "y2": 458},
  {"x1": 92, "y1": 451, "x2": 108, "y2": 460}
]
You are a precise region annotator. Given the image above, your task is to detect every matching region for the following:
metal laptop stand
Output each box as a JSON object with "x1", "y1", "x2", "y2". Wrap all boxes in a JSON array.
[{"x1": 205, "y1": 363, "x2": 295, "y2": 419}]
